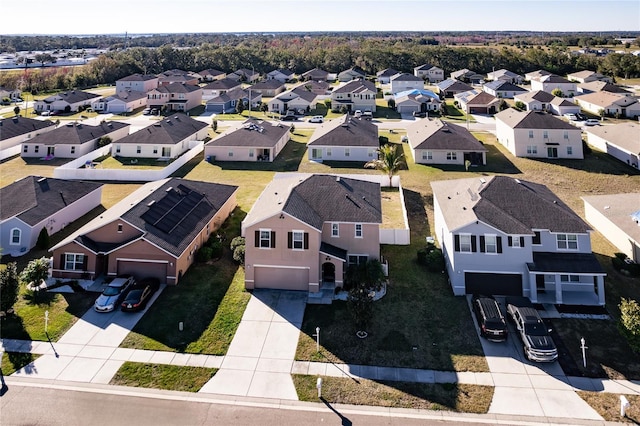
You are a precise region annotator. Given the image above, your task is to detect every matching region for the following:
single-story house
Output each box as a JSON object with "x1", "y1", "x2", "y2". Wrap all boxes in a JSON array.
[
  {"x1": 204, "y1": 119, "x2": 291, "y2": 162},
  {"x1": 146, "y1": 83, "x2": 203, "y2": 113},
  {"x1": 331, "y1": 80, "x2": 377, "y2": 112},
  {"x1": 454, "y1": 89, "x2": 501, "y2": 114},
  {"x1": 267, "y1": 69, "x2": 295, "y2": 83},
  {"x1": 50, "y1": 178, "x2": 238, "y2": 285},
  {"x1": 583, "y1": 193, "x2": 640, "y2": 262},
  {"x1": 198, "y1": 69, "x2": 226, "y2": 82},
  {"x1": 91, "y1": 91, "x2": 148, "y2": 114},
  {"x1": 482, "y1": 80, "x2": 527, "y2": 99},
  {"x1": 307, "y1": 114, "x2": 378, "y2": 162},
  {"x1": 0, "y1": 85, "x2": 21, "y2": 101},
  {"x1": 34, "y1": 90, "x2": 101, "y2": 114},
  {"x1": 248, "y1": 80, "x2": 285, "y2": 97},
  {"x1": 530, "y1": 74, "x2": 577, "y2": 97},
  {"x1": 394, "y1": 89, "x2": 442, "y2": 114},
  {"x1": 513, "y1": 90, "x2": 555, "y2": 113},
  {"x1": 22, "y1": 121, "x2": 130, "y2": 159},
  {"x1": 413, "y1": 64, "x2": 444, "y2": 83},
  {"x1": 574, "y1": 92, "x2": 640, "y2": 118},
  {"x1": 268, "y1": 87, "x2": 318, "y2": 114},
  {"x1": 204, "y1": 88, "x2": 261, "y2": 114},
  {"x1": 585, "y1": 122, "x2": 640, "y2": 168},
  {"x1": 549, "y1": 97, "x2": 580, "y2": 116},
  {"x1": 338, "y1": 66, "x2": 366, "y2": 82},
  {"x1": 432, "y1": 175, "x2": 606, "y2": 305},
  {"x1": 292, "y1": 80, "x2": 332, "y2": 96},
  {"x1": 242, "y1": 173, "x2": 383, "y2": 293},
  {"x1": 567, "y1": 70, "x2": 611, "y2": 84},
  {"x1": 406, "y1": 118, "x2": 487, "y2": 166},
  {"x1": 435, "y1": 79, "x2": 473, "y2": 98},
  {"x1": 158, "y1": 69, "x2": 199, "y2": 86},
  {"x1": 302, "y1": 68, "x2": 330, "y2": 81},
  {"x1": 450, "y1": 69, "x2": 484, "y2": 85},
  {"x1": 376, "y1": 68, "x2": 400, "y2": 84},
  {"x1": 228, "y1": 68, "x2": 260, "y2": 83},
  {"x1": 115, "y1": 74, "x2": 159, "y2": 93},
  {"x1": 578, "y1": 81, "x2": 633, "y2": 96},
  {"x1": 486, "y1": 69, "x2": 523, "y2": 84},
  {"x1": 0, "y1": 116, "x2": 56, "y2": 158},
  {"x1": 1, "y1": 176, "x2": 103, "y2": 257},
  {"x1": 495, "y1": 108, "x2": 583, "y2": 159},
  {"x1": 525, "y1": 69, "x2": 553, "y2": 81},
  {"x1": 390, "y1": 73, "x2": 424, "y2": 94},
  {"x1": 201, "y1": 78, "x2": 242, "y2": 100},
  {"x1": 113, "y1": 113, "x2": 208, "y2": 159}
]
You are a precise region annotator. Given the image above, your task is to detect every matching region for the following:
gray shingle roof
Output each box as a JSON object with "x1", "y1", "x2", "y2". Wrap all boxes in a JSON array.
[
  {"x1": 527, "y1": 252, "x2": 605, "y2": 274},
  {"x1": 42, "y1": 90, "x2": 100, "y2": 104},
  {"x1": 377, "y1": 68, "x2": 399, "y2": 77},
  {"x1": 495, "y1": 109, "x2": 579, "y2": 130},
  {"x1": 115, "y1": 113, "x2": 207, "y2": 145},
  {"x1": 391, "y1": 73, "x2": 423, "y2": 82},
  {"x1": 308, "y1": 115, "x2": 378, "y2": 147},
  {"x1": 203, "y1": 78, "x2": 242, "y2": 91},
  {"x1": 436, "y1": 79, "x2": 473, "y2": 92},
  {"x1": 206, "y1": 119, "x2": 290, "y2": 148},
  {"x1": 118, "y1": 74, "x2": 158, "y2": 82},
  {"x1": 483, "y1": 80, "x2": 526, "y2": 92},
  {"x1": 27, "y1": 121, "x2": 130, "y2": 146},
  {"x1": 0, "y1": 176, "x2": 102, "y2": 225},
  {"x1": 249, "y1": 80, "x2": 284, "y2": 90},
  {"x1": 153, "y1": 83, "x2": 201, "y2": 94},
  {"x1": 406, "y1": 119, "x2": 487, "y2": 151},
  {"x1": 0, "y1": 116, "x2": 56, "y2": 141},
  {"x1": 333, "y1": 79, "x2": 376, "y2": 94},
  {"x1": 514, "y1": 90, "x2": 555, "y2": 103}
]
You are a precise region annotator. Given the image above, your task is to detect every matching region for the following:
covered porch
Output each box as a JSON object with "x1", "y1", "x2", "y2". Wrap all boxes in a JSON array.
[{"x1": 526, "y1": 252, "x2": 606, "y2": 306}]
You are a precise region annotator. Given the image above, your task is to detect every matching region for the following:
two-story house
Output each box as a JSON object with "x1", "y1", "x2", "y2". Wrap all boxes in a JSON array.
[
  {"x1": 485, "y1": 69, "x2": 523, "y2": 84},
  {"x1": 115, "y1": 74, "x2": 159, "y2": 93},
  {"x1": 331, "y1": 80, "x2": 377, "y2": 112},
  {"x1": 431, "y1": 176, "x2": 606, "y2": 306},
  {"x1": 390, "y1": 73, "x2": 424, "y2": 94},
  {"x1": 146, "y1": 83, "x2": 202, "y2": 112},
  {"x1": 530, "y1": 74, "x2": 577, "y2": 97},
  {"x1": 242, "y1": 173, "x2": 382, "y2": 294},
  {"x1": 413, "y1": 64, "x2": 444, "y2": 83},
  {"x1": 495, "y1": 108, "x2": 583, "y2": 159},
  {"x1": 267, "y1": 69, "x2": 295, "y2": 83},
  {"x1": 268, "y1": 86, "x2": 318, "y2": 114},
  {"x1": 201, "y1": 78, "x2": 242, "y2": 100}
]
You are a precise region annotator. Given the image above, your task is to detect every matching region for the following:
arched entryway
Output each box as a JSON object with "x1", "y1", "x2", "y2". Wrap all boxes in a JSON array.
[{"x1": 322, "y1": 262, "x2": 335, "y2": 283}]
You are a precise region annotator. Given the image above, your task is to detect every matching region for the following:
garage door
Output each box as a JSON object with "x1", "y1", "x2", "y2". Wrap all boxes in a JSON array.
[
  {"x1": 464, "y1": 272, "x2": 523, "y2": 296},
  {"x1": 254, "y1": 266, "x2": 308, "y2": 291},
  {"x1": 117, "y1": 260, "x2": 167, "y2": 282}
]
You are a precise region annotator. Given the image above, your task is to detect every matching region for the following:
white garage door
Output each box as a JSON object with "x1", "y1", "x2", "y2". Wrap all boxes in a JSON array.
[{"x1": 254, "y1": 266, "x2": 308, "y2": 291}]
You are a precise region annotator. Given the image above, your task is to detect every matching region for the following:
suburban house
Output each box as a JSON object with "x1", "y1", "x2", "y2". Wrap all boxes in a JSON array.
[
  {"x1": 50, "y1": 178, "x2": 238, "y2": 285},
  {"x1": 454, "y1": 89, "x2": 500, "y2": 114},
  {"x1": 115, "y1": 74, "x2": 159, "y2": 93},
  {"x1": 578, "y1": 81, "x2": 633, "y2": 96},
  {"x1": 1, "y1": 176, "x2": 103, "y2": 257},
  {"x1": 574, "y1": 92, "x2": 640, "y2": 118},
  {"x1": 34, "y1": 90, "x2": 101, "y2": 114},
  {"x1": 482, "y1": 80, "x2": 527, "y2": 99},
  {"x1": 567, "y1": 70, "x2": 611, "y2": 84},
  {"x1": 268, "y1": 87, "x2": 317, "y2": 114},
  {"x1": 146, "y1": 83, "x2": 203, "y2": 112},
  {"x1": 525, "y1": 69, "x2": 553, "y2": 81},
  {"x1": 530, "y1": 74, "x2": 577, "y2": 97},
  {"x1": 113, "y1": 113, "x2": 207, "y2": 159},
  {"x1": 21, "y1": 121, "x2": 130, "y2": 159},
  {"x1": 307, "y1": 114, "x2": 378, "y2": 162},
  {"x1": 204, "y1": 119, "x2": 291, "y2": 162},
  {"x1": 248, "y1": 80, "x2": 285, "y2": 97},
  {"x1": 549, "y1": 97, "x2": 581, "y2": 116},
  {"x1": 406, "y1": 118, "x2": 487, "y2": 166},
  {"x1": 228, "y1": 68, "x2": 260, "y2": 83},
  {"x1": 242, "y1": 173, "x2": 382, "y2": 293},
  {"x1": 495, "y1": 109, "x2": 583, "y2": 159},
  {"x1": 583, "y1": 193, "x2": 640, "y2": 262},
  {"x1": 394, "y1": 89, "x2": 442, "y2": 115},
  {"x1": 585, "y1": 122, "x2": 639, "y2": 168},
  {"x1": 158, "y1": 69, "x2": 200, "y2": 86},
  {"x1": 205, "y1": 88, "x2": 261, "y2": 114},
  {"x1": 201, "y1": 78, "x2": 242, "y2": 100},
  {"x1": 91, "y1": 91, "x2": 147, "y2": 114},
  {"x1": 486, "y1": 69, "x2": 524, "y2": 84},
  {"x1": 390, "y1": 73, "x2": 424, "y2": 94},
  {"x1": 0, "y1": 85, "x2": 21, "y2": 101},
  {"x1": 431, "y1": 175, "x2": 606, "y2": 305},
  {"x1": 302, "y1": 68, "x2": 330, "y2": 81},
  {"x1": 267, "y1": 69, "x2": 295, "y2": 83},
  {"x1": 198, "y1": 69, "x2": 226, "y2": 82},
  {"x1": 413, "y1": 64, "x2": 444, "y2": 83},
  {"x1": 338, "y1": 66, "x2": 366, "y2": 82},
  {"x1": 376, "y1": 68, "x2": 400, "y2": 84},
  {"x1": 293, "y1": 80, "x2": 332, "y2": 96},
  {"x1": 0, "y1": 116, "x2": 56, "y2": 158},
  {"x1": 435, "y1": 79, "x2": 473, "y2": 98},
  {"x1": 513, "y1": 90, "x2": 555, "y2": 112},
  {"x1": 450, "y1": 69, "x2": 484, "y2": 85},
  {"x1": 331, "y1": 80, "x2": 377, "y2": 112}
]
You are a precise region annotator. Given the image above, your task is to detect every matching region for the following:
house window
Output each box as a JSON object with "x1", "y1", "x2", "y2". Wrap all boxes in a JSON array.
[
  {"x1": 446, "y1": 152, "x2": 457, "y2": 161},
  {"x1": 345, "y1": 148, "x2": 350, "y2": 157},
  {"x1": 331, "y1": 223, "x2": 339, "y2": 237},
  {"x1": 136, "y1": 146, "x2": 141, "y2": 154},
  {"x1": 348, "y1": 254, "x2": 368, "y2": 266},
  {"x1": 23, "y1": 145, "x2": 28, "y2": 153},
  {"x1": 327, "y1": 148, "x2": 332, "y2": 157},
  {"x1": 10, "y1": 228, "x2": 21, "y2": 245},
  {"x1": 508, "y1": 236, "x2": 523, "y2": 248},
  {"x1": 117, "y1": 224, "x2": 123, "y2": 233},
  {"x1": 557, "y1": 234, "x2": 578, "y2": 250},
  {"x1": 153, "y1": 146, "x2": 158, "y2": 154},
  {"x1": 484, "y1": 235, "x2": 497, "y2": 253},
  {"x1": 563, "y1": 131, "x2": 569, "y2": 139},
  {"x1": 116, "y1": 145, "x2": 121, "y2": 154},
  {"x1": 249, "y1": 150, "x2": 254, "y2": 158},
  {"x1": 560, "y1": 274, "x2": 580, "y2": 282},
  {"x1": 528, "y1": 130, "x2": 534, "y2": 139},
  {"x1": 458, "y1": 234, "x2": 473, "y2": 252},
  {"x1": 64, "y1": 253, "x2": 85, "y2": 271},
  {"x1": 543, "y1": 130, "x2": 548, "y2": 139},
  {"x1": 532, "y1": 231, "x2": 541, "y2": 245},
  {"x1": 422, "y1": 151, "x2": 433, "y2": 160},
  {"x1": 368, "y1": 149, "x2": 374, "y2": 158},
  {"x1": 256, "y1": 229, "x2": 275, "y2": 249},
  {"x1": 35, "y1": 145, "x2": 39, "y2": 153},
  {"x1": 288, "y1": 231, "x2": 308, "y2": 250},
  {"x1": 355, "y1": 224, "x2": 363, "y2": 238},
  {"x1": 311, "y1": 148, "x2": 321, "y2": 159},
  {"x1": 162, "y1": 147, "x2": 171, "y2": 157},
  {"x1": 567, "y1": 146, "x2": 573, "y2": 155},
  {"x1": 527, "y1": 145, "x2": 537, "y2": 154},
  {"x1": 71, "y1": 146, "x2": 76, "y2": 154},
  {"x1": 228, "y1": 151, "x2": 233, "y2": 157}
]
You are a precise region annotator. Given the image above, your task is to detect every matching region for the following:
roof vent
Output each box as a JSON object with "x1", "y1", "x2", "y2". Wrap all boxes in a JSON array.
[
  {"x1": 165, "y1": 186, "x2": 173, "y2": 192},
  {"x1": 147, "y1": 200, "x2": 155, "y2": 207},
  {"x1": 515, "y1": 179, "x2": 521, "y2": 184}
]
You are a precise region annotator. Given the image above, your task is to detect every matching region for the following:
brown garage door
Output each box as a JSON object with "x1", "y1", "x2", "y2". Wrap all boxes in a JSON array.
[
  {"x1": 464, "y1": 272, "x2": 523, "y2": 296},
  {"x1": 117, "y1": 260, "x2": 167, "y2": 283},
  {"x1": 254, "y1": 267, "x2": 308, "y2": 291}
]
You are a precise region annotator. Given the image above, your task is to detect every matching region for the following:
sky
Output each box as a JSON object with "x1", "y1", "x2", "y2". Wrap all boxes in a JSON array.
[{"x1": 3, "y1": 0, "x2": 639, "y2": 35}]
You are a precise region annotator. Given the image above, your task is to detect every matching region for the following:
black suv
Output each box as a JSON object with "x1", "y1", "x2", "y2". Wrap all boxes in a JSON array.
[
  {"x1": 506, "y1": 297, "x2": 558, "y2": 362},
  {"x1": 471, "y1": 295, "x2": 507, "y2": 342}
]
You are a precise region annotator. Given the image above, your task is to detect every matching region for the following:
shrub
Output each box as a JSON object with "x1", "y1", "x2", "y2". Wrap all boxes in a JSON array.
[
  {"x1": 612, "y1": 256, "x2": 626, "y2": 271},
  {"x1": 230, "y1": 236, "x2": 245, "y2": 252},
  {"x1": 378, "y1": 136, "x2": 389, "y2": 145},
  {"x1": 425, "y1": 248, "x2": 445, "y2": 272},
  {"x1": 324, "y1": 99, "x2": 331, "y2": 109},
  {"x1": 417, "y1": 248, "x2": 428, "y2": 265},
  {"x1": 615, "y1": 252, "x2": 628, "y2": 261},
  {"x1": 209, "y1": 240, "x2": 223, "y2": 259},
  {"x1": 233, "y1": 245, "x2": 245, "y2": 265},
  {"x1": 619, "y1": 298, "x2": 640, "y2": 353},
  {"x1": 387, "y1": 99, "x2": 396, "y2": 110},
  {"x1": 0, "y1": 263, "x2": 19, "y2": 314},
  {"x1": 36, "y1": 227, "x2": 50, "y2": 249},
  {"x1": 196, "y1": 247, "x2": 213, "y2": 263}
]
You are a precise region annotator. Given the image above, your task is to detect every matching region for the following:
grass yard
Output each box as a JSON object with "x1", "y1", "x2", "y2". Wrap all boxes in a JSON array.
[
  {"x1": 578, "y1": 392, "x2": 640, "y2": 423},
  {"x1": 293, "y1": 375, "x2": 493, "y2": 413},
  {"x1": 97, "y1": 155, "x2": 175, "y2": 169},
  {"x1": 380, "y1": 187, "x2": 407, "y2": 229},
  {"x1": 110, "y1": 362, "x2": 216, "y2": 392},
  {"x1": 1, "y1": 352, "x2": 40, "y2": 375}
]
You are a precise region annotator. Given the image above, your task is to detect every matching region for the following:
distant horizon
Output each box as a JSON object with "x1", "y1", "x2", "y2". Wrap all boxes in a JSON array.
[{"x1": 4, "y1": 1, "x2": 640, "y2": 35}]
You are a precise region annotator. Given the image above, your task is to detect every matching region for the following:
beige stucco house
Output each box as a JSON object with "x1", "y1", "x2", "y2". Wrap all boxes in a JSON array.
[
  {"x1": 204, "y1": 119, "x2": 291, "y2": 162},
  {"x1": 585, "y1": 122, "x2": 640, "y2": 168}
]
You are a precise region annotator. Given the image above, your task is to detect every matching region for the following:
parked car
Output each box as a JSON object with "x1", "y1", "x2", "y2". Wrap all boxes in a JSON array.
[
  {"x1": 585, "y1": 118, "x2": 600, "y2": 126},
  {"x1": 413, "y1": 111, "x2": 427, "y2": 118},
  {"x1": 308, "y1": 115, "x2": 324, "y2": 123},
  {"x1": 353, "y1": 110, "x2": 362, "y2": 118},
  {"x1": 575, "y1": 112, "x2": 587, "y2": 121},
  {"x1": 281, "y1": 115, "x2": 297, "y2": 121},
  {"x1": 94, "y1": 275, "x2": 135, "y2": 312},
  {"x1": 471, "y1": 294, "x2": 508, "y2": 342},
  {"x1": 121, "y1": 277, "x2": 160, "y2": 312},
  {"x1": 142, "y1": 108, "x2": 152, "y2": 115},
  {"x1": 506, "y1": 297, "x2": 558, "y2": 362},
  {"x1": 40, "y1": 110, "x2": 51, "y2": 116},
  {"x1": 362, "y1": 110, "x2": 373, "y2": 120},
  {"x1": 563, "y1": 113, "x2": 577, "y2": 121}
]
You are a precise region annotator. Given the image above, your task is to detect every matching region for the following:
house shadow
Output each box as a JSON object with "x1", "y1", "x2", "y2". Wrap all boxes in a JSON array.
[
  {"x1": 531, "y1": 149, "x2": 640, "y2": 176},
  {"x1": 211, "y1": 138, "x2": 307, "y2": 172}
]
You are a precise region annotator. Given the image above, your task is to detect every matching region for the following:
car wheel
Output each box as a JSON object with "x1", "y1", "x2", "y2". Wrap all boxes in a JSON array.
[{"x1": 523, "y1": 346, "x2": 531, "y2": 361}]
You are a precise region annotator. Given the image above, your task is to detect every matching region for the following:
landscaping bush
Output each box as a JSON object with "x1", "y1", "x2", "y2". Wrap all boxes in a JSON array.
[
  {"x1": 36, "y1": 227, "x2": 50, "y2": 250},
  {"x1": 196, "y1": 247, "x2": 213, "y2": 263},
  {"x1": 417, "y1": 248, "x2": 428, "y2": 265},
  {"x1": 425, "y1": 248, "x2": 445, "y2": 272},
  {"x1": 378, "y1": 136, "x2": 389, "y2": 145},
  {"x1": 230, "y1": 236, "x2": 245, "y2": 252},
  {"x1": 619, "y1": 298, "x2": 640, "y2": 353},
  {"x1": 232, "y1": 245, "x2": 245, "y2": 265},
  {"x1": 208, "y1": 240, "x2": 223, "y2": 259},
  {"x1": 1, "y1": 263, "x2": 19, "y2": 314}
]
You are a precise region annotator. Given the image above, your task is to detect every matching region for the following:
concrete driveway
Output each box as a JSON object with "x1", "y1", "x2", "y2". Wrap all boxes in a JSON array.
[{"x1": 199, "y1": 290, "x2": 307, "y2": 400}]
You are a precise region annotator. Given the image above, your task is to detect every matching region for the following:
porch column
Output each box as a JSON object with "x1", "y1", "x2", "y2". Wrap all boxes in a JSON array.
[
  {"x1": 529, "y1": 272, "x2": 538, "y2": 303},
  {"x1": 597, "y1": 276, "x2": 606, "y2": 305},
  {"x1": 554, "y1": 275, "x2": 563, "y2": 304}
]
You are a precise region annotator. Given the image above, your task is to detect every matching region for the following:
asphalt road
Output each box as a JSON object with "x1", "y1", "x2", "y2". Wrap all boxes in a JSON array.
[{"x1": 0, "y1": 381, "x2": 520, "y2": 426}]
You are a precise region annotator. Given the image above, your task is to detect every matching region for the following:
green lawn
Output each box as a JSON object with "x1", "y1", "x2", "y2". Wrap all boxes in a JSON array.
[{"x1": 110, "y1": 362, "x2": 216, "y2": 392}]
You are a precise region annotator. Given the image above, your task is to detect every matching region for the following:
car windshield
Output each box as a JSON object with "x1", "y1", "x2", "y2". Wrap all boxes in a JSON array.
[
  {"x1": 125, "y1": 290, "x2": 143, "y2": 300},
  {"x1": 485, "y1": 319, "x2": 505, "y2": 329},
  {"x1": 524, "y1": 322, "x2": 548, "y2": 336},
  {"x1": 103, "y1": 286, "x2": 121, "y2": 296}
]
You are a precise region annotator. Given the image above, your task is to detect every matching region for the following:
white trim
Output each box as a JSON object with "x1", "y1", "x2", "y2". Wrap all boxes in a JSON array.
[
  {"x1": 9, "y1": 227, "x2": 21, "y2": 245},
  {"x1": 116, "y1": 258, "x2": 169, "y2": 264},
  {"x1": 252, "y1": 264, "x2": 310, "y2": 270}
]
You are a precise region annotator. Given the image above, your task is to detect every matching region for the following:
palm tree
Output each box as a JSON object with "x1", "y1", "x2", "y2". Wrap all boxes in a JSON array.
[{"x1": 365, "y1": 144, "x2": 404, "y2": 187}]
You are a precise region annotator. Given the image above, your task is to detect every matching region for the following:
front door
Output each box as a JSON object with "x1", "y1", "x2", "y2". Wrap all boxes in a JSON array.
[
  {"x1": 95, "y1": 254, "x2": 108, "y2": 277},
  {"x1": 547, "y1": 147, "x2": 558, "y2": 158},
  {"x1": 47, "y1": 146, "x2": 55, "y2": 156},
  {"x1": 322, "y1": 262, "x2": 335, "y2": 283}
]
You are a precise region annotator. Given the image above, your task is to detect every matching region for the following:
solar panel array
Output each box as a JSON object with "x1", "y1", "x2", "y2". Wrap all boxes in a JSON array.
[{"x1": 141, "y1": 184, "x2": 206, "y2": 234}]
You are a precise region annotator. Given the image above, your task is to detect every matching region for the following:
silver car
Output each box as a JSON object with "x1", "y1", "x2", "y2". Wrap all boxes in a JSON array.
[{"x1": 94, "y1": 276, "x2": 135, "y2": 312}]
